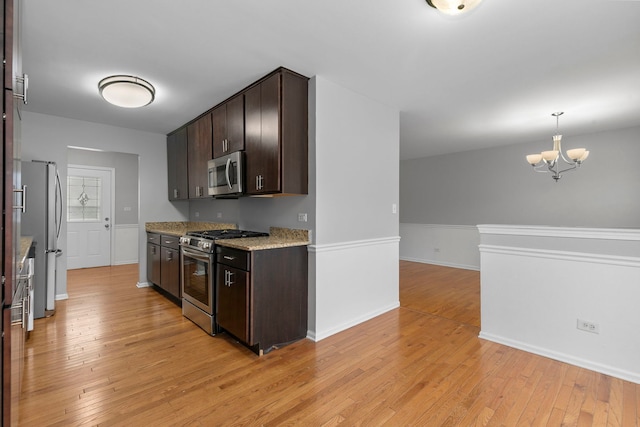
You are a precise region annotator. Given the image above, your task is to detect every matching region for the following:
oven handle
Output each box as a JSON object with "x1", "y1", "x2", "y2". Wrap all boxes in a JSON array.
[{"x1": 181, "y1": 247, "x2": 213, "y2": 262}]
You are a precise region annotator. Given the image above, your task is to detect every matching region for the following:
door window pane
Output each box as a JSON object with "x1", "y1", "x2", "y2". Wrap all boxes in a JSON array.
[{"x1": 67, "y1": 176, "x2": 101, "y2": 221}]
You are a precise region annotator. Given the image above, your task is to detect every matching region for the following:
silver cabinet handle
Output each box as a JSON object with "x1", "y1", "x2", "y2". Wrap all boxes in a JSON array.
[
  {"x1": 223, "y1": 255, "x2": 235, "y2": 261},
  {"x1": 167, "y1": 250, "x2": 173, "y2": 262},
  {"x1": 173, "y1": 188, "x2": 179, "y2": 198},
  {"x1": 13, "y1": 185, "x2": 26, "y2": 212},
  {"x1": 224, "y1": 270, "x2": 235, "y2": 286},
  {"x1": 14, "y1": 74, "x2": 28, "y2": 104}
]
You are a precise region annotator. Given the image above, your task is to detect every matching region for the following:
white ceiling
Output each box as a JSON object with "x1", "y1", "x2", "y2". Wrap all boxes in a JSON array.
[{"x1": 21, "y1": 0, "x2": 640, "y2": 160}]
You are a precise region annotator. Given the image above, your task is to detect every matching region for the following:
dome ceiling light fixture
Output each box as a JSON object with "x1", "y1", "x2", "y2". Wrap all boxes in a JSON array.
[
  {"x1": 425, "y1": 0, "x2": 483, "y2": 16},
  {"x1": 98, "y1": 75, "x2": 155, "y2": 108},
  {"x1": 525, "y1": 112, "x2": 590, "y2": 182}
]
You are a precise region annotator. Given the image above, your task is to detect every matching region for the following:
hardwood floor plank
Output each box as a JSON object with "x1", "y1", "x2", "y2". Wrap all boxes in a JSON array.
[{"x1": 16, "y1": 262, "x2": 639, "y2": 426}]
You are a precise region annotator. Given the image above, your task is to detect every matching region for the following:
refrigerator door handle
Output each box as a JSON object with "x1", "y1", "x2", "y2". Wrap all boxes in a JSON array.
[{"x1": 55, "y1": 170, "x2": 63, "y2": 240}]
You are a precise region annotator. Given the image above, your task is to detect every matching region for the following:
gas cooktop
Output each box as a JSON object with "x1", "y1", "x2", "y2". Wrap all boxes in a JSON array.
[
  {"x1": 180, "y1": 229, "x2": 268, "y2": 253},
  {"x1": 186, "y1": 229, "x2": 268, "y2": 239}
]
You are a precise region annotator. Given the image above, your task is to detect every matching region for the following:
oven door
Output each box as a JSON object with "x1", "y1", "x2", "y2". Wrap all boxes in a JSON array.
[{"x1": 180, "y1": 246, "x2": 214, "y2": 314}]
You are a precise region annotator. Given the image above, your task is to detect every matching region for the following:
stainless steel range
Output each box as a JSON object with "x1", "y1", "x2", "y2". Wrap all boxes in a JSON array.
[{"x1": 179, "y1": 229, "x2": 268, "y2": 335}]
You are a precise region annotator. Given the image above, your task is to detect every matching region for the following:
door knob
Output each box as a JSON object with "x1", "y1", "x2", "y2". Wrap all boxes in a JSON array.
[{"x1": 105, "y1": 224, "x2": 110, "y2": 229}]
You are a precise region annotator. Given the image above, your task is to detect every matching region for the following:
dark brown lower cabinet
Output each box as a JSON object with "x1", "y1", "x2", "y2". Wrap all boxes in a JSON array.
[
  {"x1": 216, "y1": 245, "x2": 308, "y2": 355},
  {"x1": 160, "y1": 245, "x2": 180, "y2": 299},
  {"x1": 147, "y1": 233, "x2": 181, "y2": 301}
]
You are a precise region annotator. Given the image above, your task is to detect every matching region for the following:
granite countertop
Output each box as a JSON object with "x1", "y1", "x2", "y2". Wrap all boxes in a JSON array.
[
  {"x1": 216, "y1": 227, "x2": 310, "y2": 251},
  {"x1": 19, "y1": 236, "x2": 34, "y2": 271},
  {"x1": 145, "y1": 221, "x2": 237, "y2": 236}
]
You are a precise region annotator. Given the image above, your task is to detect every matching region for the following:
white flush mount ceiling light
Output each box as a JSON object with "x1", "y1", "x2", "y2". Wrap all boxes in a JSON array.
[
  {"x1": 98, "y1": 75, "x2": 155, "y2": 108},
  {"x1": 426, "y1": 0, "x2": 483, "y2": 15},
  {"x1": 525, "y1": 112, "x2": 590, "y2": 182}
]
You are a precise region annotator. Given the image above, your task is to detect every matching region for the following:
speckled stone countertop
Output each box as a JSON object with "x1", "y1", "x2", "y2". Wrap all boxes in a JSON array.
[
  {"x1": 216, "y1": 227, "x2": 310, "y2": 251},
  {"x1": 145, "y1": 221, "x2": 237, "y2": 236},
  {"x1": 19, "y1": 236, "x2": 33, "y2": 271}
]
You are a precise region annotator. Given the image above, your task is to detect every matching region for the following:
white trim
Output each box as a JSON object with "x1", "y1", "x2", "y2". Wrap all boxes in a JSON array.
[
  {"x1": 308, "y1": 302, "x2": 399, "y2": 342},
  {"x1": 136, "y1": 282, "x2": 152, "y2": 288},
  {"x1": 55, "y1": 293, "x2": 69, "y2": 300},
  {"x1": 399, "y1": 256, "x2": 479, "y2": 271},
  {"x1": 114, "y1": 224, "x2": 139, "y2": 265},
  {"x1": 479, "y1": 331, "x2": 640, "y2": 384},
  {"x1": 477, "y1": 224, "x2": 640, "y2": 241},
  {"x1": 403, "y1": 223, "x2": 478, "y2": 231},
  {"x1": 68, "y1": 164, "x2": 116, "y2": 265},
  {"x1": 478, "y1": 244, "x2": 640, "y2": 268},
  {"x1": 308, "y1": 236, "x2": 400, "y2": 253}
]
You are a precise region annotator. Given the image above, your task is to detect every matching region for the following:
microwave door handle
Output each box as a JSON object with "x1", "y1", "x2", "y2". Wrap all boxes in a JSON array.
[{"x1": 225, "y1": 158, "x2": 232, "y2": 190}]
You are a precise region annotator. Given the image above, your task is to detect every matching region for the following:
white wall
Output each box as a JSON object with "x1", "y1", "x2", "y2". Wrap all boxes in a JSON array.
[
  {"x1": 21, "y1": 112, "x2": 188, "y2": 296},
  {"x1": 399, "y1": 126, "x2": 640, "y2": 268},
  {"x1": 400, "y1": 224, "x2": 479, "y2": 270},
  {"x1": 309, "y1": 76, "x2": 400, "y2": 340},
  {"x1": 478, "y1": 225, "x2": 640, "y2": 384}
]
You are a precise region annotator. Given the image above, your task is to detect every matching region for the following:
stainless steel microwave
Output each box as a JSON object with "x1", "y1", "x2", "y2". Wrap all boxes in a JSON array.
[{"x1": 207, "y1": 151, "x2": 244, "y2": 197}]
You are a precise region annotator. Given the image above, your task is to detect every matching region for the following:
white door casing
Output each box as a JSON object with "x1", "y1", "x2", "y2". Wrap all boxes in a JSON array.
[{"x1": 66, "y1": 166, "x2": 114, "y2": 269}]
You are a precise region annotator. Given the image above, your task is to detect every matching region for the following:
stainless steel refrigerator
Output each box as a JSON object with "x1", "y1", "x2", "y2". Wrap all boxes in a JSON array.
[{"x1": 20, "y1": 160, "x2": 63, "y2": 319}]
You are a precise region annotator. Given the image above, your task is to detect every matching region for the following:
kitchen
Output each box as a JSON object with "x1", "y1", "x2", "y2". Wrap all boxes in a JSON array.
[{"x1": 3, "y1": 0, "x2": 640, "y2": 425}]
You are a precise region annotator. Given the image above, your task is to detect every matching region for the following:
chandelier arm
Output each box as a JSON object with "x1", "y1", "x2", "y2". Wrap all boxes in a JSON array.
[
  {"x1": 558, "y1": 150, "x2": 575, "y2": 165},
  {"x1": 556, "y1": 164, "x2": 578, "y2": 175}
]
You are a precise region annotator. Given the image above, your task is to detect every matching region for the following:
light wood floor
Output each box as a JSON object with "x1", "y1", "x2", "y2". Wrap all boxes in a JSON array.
[{"x1": 18, "y1": 261, "x2": 639, "y2": 426}]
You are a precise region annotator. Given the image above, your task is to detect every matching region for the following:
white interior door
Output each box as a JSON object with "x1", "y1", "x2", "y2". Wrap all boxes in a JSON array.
[{"x1": 66, "y1": 166, "x2": 113, "y2": 269}]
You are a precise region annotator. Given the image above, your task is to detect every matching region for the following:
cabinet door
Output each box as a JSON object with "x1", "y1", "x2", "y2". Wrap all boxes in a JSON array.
[
  {"x1": 160, "y1": 247, "x2": 180, "y2": 298},
  {"x1": 245, "y1": 74, "x2": 280, "y2": 195},
  {"x1": 225, "y1": 94, "x2": 245, "y2": 153},
  {"x1": 211, "y1": 104, "x2": 227, "y2": 159},
  {"x1": 167, "y1": 127, "x2": 188, "y2": 200},
  {"x1": 216, "y1": 265, "x2": 249, "y2": 342},
  {"x1": 187, "y1": 113, "x2": 212, "y2": 199},
  {"x1": 212, "y1": 95, "x2": 245, "y2": 159},
  {"x1": 146, "y1": 243, "x2": 161, "y2": 285}
]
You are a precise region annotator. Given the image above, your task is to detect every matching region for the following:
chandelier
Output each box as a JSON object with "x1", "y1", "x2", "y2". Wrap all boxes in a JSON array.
[{"x1": 525, "y1": 112, "x2": 589, "y2": 182}]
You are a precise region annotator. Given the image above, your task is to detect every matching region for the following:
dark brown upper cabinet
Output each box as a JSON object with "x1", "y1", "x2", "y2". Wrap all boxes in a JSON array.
[
  {"x1": 245, "y1": 68, "x2": 308, "y2": 196},
  {"x1": 212, "y1": 94, "x2": 244, "y2": 158},
  {"x1": 187, "y1": 113, "x2": 213, "y2": 199},
  {"x1": 166, "y1": 126, "x2": 188, "y2": 201}
]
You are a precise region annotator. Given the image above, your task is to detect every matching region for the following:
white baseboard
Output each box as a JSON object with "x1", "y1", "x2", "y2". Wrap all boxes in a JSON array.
[
  {"x1": 55, "y1": 293, "x2": 69, "y2": 301},
  {"x1": 400, "y1": 256, "x2": 480, "y2": 271},
  {"x1": 308, "y1": 302, "x2": 399, "y2": 342},
  {"x1": 136, "y1": 281, "x2": 152, "y2": 288},
  {"x1": 479, "y1": 331, "x2": 640, "y2": 384},
  {"x1": 114, "y1": 260, "x2": 138, "y2": 266}
]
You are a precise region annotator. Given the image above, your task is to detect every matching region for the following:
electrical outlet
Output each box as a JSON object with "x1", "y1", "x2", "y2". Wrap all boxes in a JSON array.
[
  {"x1": 392, "y1": 204, "x2": 397, "y2": 214},
  {"x1": 195, "y1": 212, "x2": 199, "y2": 218},
  {"x1": 217, "y1": 212, "x2": 222, "y2": 218},
  {"x1": 577, "y1": 319, "x2": 599, "y2": 334},
  {"x1": 298, "y1": 213, "x2": 308, "y2": 222}
]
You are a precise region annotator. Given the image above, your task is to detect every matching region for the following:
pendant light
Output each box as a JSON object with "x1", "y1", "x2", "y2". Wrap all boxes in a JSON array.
[{"x1": 525, "y1": 112, "x2": 590, "y2": 182}]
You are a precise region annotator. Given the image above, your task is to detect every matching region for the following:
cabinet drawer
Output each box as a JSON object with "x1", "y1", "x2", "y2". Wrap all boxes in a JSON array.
[
  {"x1": 147, "y1": 233, "x2": 161, "y2": 245},
  {"x1": 161, "y1": 235, "x2": 180, "y2": 250},
  {"x1": 216, "y1": 246, "x2": 250, "y2": 271}
]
